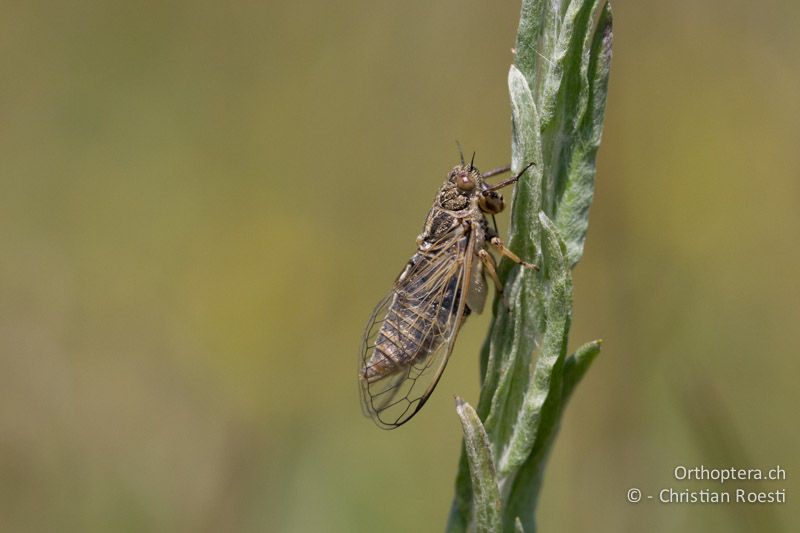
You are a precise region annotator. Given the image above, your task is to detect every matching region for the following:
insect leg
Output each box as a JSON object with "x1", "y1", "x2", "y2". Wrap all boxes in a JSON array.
[
  {"x1": 478, "y1": 249, "x2": 503, "y2": 293},
  {"x1": 483, "y1": 162, "x2": 536, "y2": 192},
  {"x1": 478, "y1": 248, "x2": 514, "y2": 310},
  {"x1": 480, "y1": 164, "x2": 511, "y2": 179},
  {"x1": 489, "y1": 236, "x2": 539, "y2": 271}
]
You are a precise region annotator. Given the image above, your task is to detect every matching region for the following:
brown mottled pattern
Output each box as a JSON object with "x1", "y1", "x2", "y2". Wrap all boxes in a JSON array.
[
  {"x1": 360, "y1": 163, "x2": 512, "y2": 428},
  {"x1": 437, "y1": 184, "x2": 470, "y2": 211}
]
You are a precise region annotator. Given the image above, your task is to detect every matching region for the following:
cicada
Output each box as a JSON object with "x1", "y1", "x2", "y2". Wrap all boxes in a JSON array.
[{"x1": 359, "y1": 154, "x2": 537, "y2": 429}]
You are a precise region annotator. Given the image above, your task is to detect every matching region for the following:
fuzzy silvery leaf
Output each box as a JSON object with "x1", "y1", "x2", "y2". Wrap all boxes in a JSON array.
[{"x1": 448, "y1": 2, "x2": 611, "y2": 532}]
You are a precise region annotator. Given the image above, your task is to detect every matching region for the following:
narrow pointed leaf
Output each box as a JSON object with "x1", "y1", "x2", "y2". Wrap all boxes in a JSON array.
[
  {"x1": 555, "y1": 2, "x2": 613, "y2": 266},
  {"x1": 454, "y1": 398, "x2": 502, "y2": 533},
  {"x1": 562, "y1": 339, "x2": 602, "y2": 402}
]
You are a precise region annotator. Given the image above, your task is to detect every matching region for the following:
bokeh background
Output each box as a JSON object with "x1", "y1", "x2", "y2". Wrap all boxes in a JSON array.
[{"x1": 2, "y1": 1, "x2": 799, "y2": 531}]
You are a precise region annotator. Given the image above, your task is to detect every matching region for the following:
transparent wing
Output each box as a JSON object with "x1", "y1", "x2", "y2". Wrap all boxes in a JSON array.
[{"x1": 358, "y1": 228, "x2": 475, "y2": 429}]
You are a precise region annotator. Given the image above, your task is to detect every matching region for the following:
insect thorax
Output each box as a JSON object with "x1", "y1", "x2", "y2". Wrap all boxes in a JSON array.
[{"x1": 437, "y1": 183, "x2": 471, "y2": 211}]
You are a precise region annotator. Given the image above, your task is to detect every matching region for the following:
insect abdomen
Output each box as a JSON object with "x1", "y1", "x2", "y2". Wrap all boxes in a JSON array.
[{"x1": 362, "y1": 254, "x2": 462, "y2": 383}]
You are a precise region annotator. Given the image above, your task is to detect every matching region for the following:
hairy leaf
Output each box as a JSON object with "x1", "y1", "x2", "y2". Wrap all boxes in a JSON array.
[{"x1": 449, "y1": 2, "x2": 612, "y2": 531}]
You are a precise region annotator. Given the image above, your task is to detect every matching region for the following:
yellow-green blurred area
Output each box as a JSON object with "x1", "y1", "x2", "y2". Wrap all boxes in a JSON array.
[{"x1": 2, "y1": 1, "x2": 799, "y2": 531}]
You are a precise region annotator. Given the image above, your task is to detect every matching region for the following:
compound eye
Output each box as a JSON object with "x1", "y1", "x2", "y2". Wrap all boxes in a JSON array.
[
  {"x1": 456, "y1": 174, "x2": 475, "y2": 192},
  {"x1": 479, "y1": 192, "x2": 504, "y2": 214}
]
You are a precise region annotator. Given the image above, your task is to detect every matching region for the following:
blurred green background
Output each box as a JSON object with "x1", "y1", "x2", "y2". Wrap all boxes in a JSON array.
[{"x1": 2, "y1": 1, "x2": 799, "y2": 531}]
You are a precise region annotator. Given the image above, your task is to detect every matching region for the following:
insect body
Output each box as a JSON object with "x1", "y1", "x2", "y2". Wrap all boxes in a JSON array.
[{"x1": 359, "y1": 158, "x2": 536, "y2": 429}]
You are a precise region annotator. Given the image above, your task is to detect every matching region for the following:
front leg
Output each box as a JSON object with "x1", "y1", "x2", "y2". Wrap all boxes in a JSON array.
[{"x1": 489, "y1": 236, "x2": 539, "y2": 271}]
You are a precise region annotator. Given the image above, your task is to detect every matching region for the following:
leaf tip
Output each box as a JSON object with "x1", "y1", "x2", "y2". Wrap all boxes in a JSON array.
[{"x1": 537, "y1": 211, "x2": 548, "y2": 224}]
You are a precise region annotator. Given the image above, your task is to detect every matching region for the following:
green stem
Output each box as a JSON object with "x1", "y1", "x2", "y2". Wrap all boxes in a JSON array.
[{"x1": 448, "y1": 2, "x2": 612, "y2": 531}]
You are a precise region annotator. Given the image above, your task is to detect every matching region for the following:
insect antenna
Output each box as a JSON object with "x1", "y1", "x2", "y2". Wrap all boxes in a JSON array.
[
  {"x1": 455, "y1": 141, "x2": 465, "y2": 165},
  {"x1": 469, "y1": 152, "x2": 476, "y2": 172}
]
